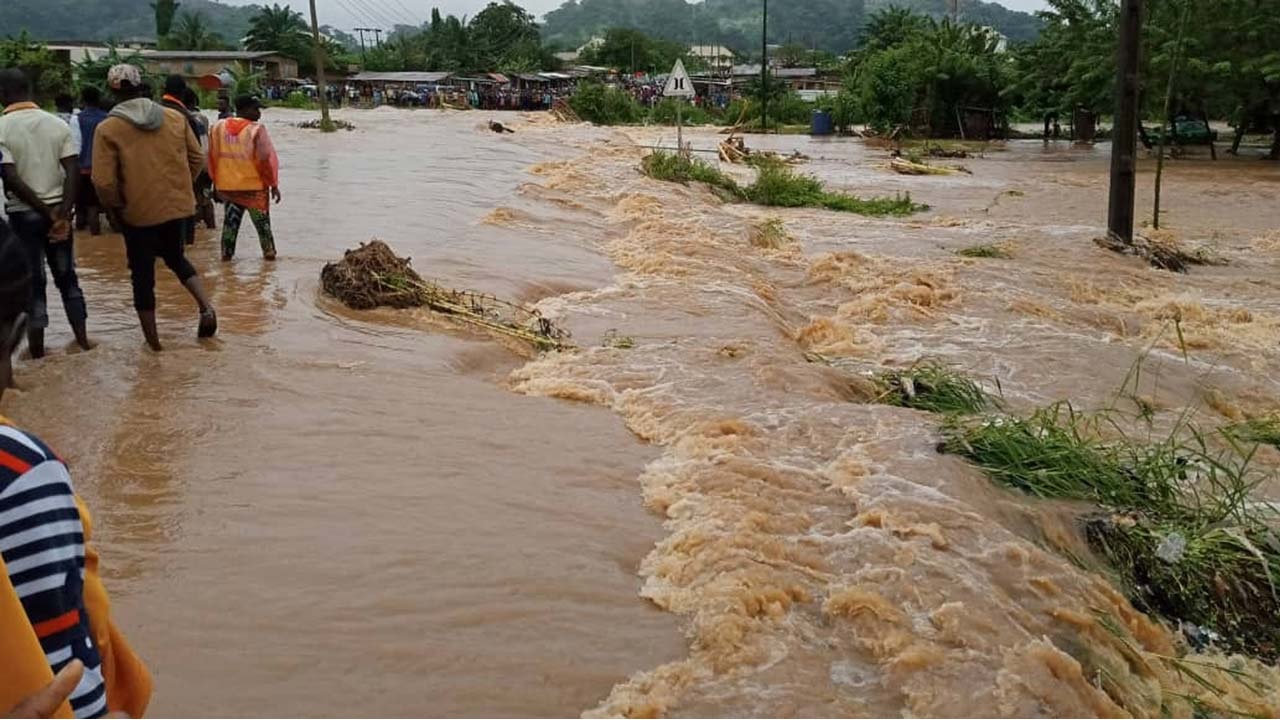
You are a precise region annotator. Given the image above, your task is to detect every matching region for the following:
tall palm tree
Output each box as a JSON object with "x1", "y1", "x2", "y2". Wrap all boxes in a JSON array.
[
  {"x1": 244, "y1": 3, "x2": 310, "y2": 60},
  {"x1": 151, "y1": 0, "x2": 181, "y2": 40},
  {"x1": 167, "y1": 11, "x2": 226, "y2": 51}
]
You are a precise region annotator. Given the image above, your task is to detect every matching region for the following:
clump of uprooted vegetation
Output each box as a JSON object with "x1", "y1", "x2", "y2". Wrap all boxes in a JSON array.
[
  {"x1": 941, "y1": 402, "x2": 1280, "y2": 661},
  {"x1": 641, "y1": 150, "x2": 925, "y2": 217}
]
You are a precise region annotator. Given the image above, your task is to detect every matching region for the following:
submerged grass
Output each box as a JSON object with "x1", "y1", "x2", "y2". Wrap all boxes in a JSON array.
[
  {"x1": 745, "y1": 163, "x2": 925, "y2": 217},
  {"x1": 749, "y1": 218, "x2": 791, "y2": 250},
  {"x1": 942, "y1": 404, "x2": 1280, "y2": 660},
  {"x1": 640, "y1": 151, "x2": 745, "y2": 199},
  {"x1": 876, "y1": 360, "x2": 996, "y2": 414},
  {"x1": 1223, "y1": 415, "x2": 1280, "y2": 450},
  {"x1": 642, "y1": 151, "x2": 926, "y2": 217},
  {"x1": 957, "y1": 242, "x2": 1012, "y2": 259}
]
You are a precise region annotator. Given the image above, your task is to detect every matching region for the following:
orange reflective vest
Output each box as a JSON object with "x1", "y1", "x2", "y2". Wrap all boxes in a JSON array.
[{"x1": 209, "y1": 118, "x2": 268, "y2": 192}]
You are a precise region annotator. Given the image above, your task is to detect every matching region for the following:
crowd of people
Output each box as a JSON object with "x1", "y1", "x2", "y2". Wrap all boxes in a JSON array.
[{"x1": 0, "y1": 64, "x2": 289, "y2": 717}]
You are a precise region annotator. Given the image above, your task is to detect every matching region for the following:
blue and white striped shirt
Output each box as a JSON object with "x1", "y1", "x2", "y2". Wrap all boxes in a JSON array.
[{"x1": 0, "y1": 424, "x2": 107, "y2": 718}]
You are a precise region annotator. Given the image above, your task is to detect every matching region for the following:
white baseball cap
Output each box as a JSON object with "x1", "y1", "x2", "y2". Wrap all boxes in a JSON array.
[{"x1": 107, "y1": 64, "x2": 142, "y2": 90}]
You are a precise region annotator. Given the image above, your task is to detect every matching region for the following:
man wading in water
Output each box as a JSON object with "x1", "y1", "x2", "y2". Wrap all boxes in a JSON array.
[
  {"x1": 92, "y1": 64, "x2": 217, "y2": 351},
  {"x1": 208, "y1": 95, "x2": 280, "y2": 262},
  {"x1": 0, "y1": 69, "x2": 92, "y2": 359}
]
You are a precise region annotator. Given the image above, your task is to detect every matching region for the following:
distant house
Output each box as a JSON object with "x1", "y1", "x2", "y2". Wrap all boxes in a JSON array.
[
  {"x1": 140, "y1": 50, "x2": 299, "y2": 82},
  {"x1": 45, "y1": 41, "x2": 154, "y2": 66},
  {"x1": 688, "y1": 45, "x2": 735, "y2": 76}
]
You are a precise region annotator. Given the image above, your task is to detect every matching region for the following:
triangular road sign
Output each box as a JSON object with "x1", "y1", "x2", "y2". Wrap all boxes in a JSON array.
[{"x1": 663, "y1": 59, "x2": 695, "y2": 98}]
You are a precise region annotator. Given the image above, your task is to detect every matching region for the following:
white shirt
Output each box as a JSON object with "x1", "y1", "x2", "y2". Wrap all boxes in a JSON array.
[
  {"x1": 0, "y1": 104, "x2": 76, "y2": 213},
  {"x1": 56, "y1": 110, "x2": 83, "y2": 156}
]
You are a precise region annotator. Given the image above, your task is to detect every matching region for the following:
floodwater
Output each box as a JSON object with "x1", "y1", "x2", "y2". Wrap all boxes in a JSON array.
[{"x1": 7, "y1": 108, "x2": 1280, "y2": 717}]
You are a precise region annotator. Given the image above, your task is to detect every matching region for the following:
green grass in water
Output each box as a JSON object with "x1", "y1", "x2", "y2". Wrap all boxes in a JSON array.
[
  {"x1": 957, "y1": 243, "x2": 1011, "y2": 259},
  {"x1": 1223, "y1": 415, "x2": 1280, "y2": 449},
  {"x1": 745, "y1": 163, "x2": 925, "y2": 217},
  {"x1": 642, "y1": 152, "x2": 926, "y2": 217},
  {"x1": 944, "y1": 404, "x2": 1280, "y2": 660},
  {"x1": 877, "y1": 361, "x2": 994, "y2": 415},
  {"x1": 640, "y1": 151, "x2": 744, "y2": 198}
]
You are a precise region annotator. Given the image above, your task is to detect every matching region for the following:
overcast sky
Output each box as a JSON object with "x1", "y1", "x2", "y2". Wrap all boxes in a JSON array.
[{"x1": 222, "y1": 0, "x2": 1049, "y2": 31}]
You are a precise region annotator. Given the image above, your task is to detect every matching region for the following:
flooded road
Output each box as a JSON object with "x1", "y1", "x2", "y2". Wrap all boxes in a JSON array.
[{"x1": 7, "y1": 108, "x2": 1280, "y2": 716}]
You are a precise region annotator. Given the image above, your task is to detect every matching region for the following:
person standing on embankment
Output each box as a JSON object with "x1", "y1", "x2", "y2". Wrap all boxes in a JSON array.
[
  {"x1": 92, "y1": 64, "x2": 217, "y2": 352},
  {"x1": 208, "y1": 95, "x2": 280, "y2": 263}
]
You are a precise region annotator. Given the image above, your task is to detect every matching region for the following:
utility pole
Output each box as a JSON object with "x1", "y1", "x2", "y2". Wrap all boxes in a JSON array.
[
  {"x1": 308, "y1": 0, "x2": 335, "y2": 131},
  {"x1": 1107, "y1": 0, "x2": 1143, "y2": 244},
  {"x1": 761, "y1": 0, "x2": 768, "y2": 134},
  {"x1": 354, "y1": 27, "x2": 371, "y2": 62},
  {"x1": 373, "y1": 28, "x2": 383, "y2": 46}
]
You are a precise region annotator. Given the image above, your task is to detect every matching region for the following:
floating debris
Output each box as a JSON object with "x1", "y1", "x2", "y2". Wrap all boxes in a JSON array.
[
  {"x1": 718, "y1": 135, "x2": 809, "y2": 166},
  {"x1": 890, "y1": 157, "x2": 970, "y2": 176},
  {"x1": 321, "y1": 241, "x2": 572, "y2": 352},
  {"x1": 1094, "y1": 231, "x2": 1227, "y2": 273},
  {"x1": 296, "y1": 118, "x2": 356, "y2": 131},
  {"x1": 550, "y1": 99, "x2": 581, "y2": 123}
]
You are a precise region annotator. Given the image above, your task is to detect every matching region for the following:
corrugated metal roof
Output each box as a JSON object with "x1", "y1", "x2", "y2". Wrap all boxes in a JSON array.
[
  {"x1": 142, "y1": 50, "x2": 282, "y2": 60},
  {"x1": 350, "y1": 71, "x2": 453, "y2": 83},
  {"x1": 731, "y1": 65, "x2": 818, "y2": 78}
]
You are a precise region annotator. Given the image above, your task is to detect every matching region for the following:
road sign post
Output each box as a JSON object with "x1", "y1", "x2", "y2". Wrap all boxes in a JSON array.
[{"x1": 664, "y1": 59, "x2": 695, "y2": 156}]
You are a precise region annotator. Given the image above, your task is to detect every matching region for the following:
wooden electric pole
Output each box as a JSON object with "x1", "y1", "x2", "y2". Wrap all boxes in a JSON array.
[
  {"x1": 1107, "y1": 0, "x2": 1143, "y2": 244},
  {"x1": 761, "y1": 0, "x2": 768, "y2": 134},
  {"x1": 308, "y1": 0, "x2": 334, "y2": 131}
]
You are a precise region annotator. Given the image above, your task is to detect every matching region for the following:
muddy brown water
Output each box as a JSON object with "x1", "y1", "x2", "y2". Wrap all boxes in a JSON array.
[{"x1": 6, "y1": 108, "x2": 1280, "y2": 717}]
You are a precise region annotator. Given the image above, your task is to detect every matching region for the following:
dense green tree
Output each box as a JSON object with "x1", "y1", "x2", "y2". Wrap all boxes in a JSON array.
[
  {"x1": 849, "y1": 13, "x2": 1010, "y2": 134},
  {"x1": 152, "y1": 0, "x2": 181, "y2": 40},
  {"x1": 163, "y1": 11, "x2": 226, "y2": 51},
  {"x1": 244, "y1": 4, "x2": 310, "y2": 60},
  {"x1": 0, "y1": 33, "x2": 72, "y2": 101},
  {"x1": 0, "y1": 0, "x2": 257, "y2": 44},
  {"x1": 579, "y1": 27, "x2": 690, "y2": 74},
  {"x1": 540, "y1": 0, "x2": 1042, "y2": 54}
]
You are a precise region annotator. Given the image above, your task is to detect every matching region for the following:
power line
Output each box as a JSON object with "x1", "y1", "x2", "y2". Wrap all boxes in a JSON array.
[
  {"x1": 387, "y1": 0, "x2": 422, "y2": 26},
  {"x1": 362, "y1": 0, "x2": 415, "y2": 27},
  {"x1": 331, "y1": 0, "x2": 378, "y2": 28},
  {"x1": 346, "y1": 0, "x2": 398, "y2": 29}
]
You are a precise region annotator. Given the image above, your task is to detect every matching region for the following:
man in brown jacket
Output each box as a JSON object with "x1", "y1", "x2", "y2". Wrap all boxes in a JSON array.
[{"x1": 92, "y1": 64, "x2": 216, "y2": 351}]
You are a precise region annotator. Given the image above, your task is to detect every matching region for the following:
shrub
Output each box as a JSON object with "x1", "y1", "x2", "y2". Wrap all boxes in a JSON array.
[
  {"x1": 282, "y1": 91, "x2": 315, "y2": 109},
  {"x1": 647, "y1": 98, "x2": 712, "y2": 126},
  {"x1": 569, "y1": 82, "x2": 642, "y2": 125}
]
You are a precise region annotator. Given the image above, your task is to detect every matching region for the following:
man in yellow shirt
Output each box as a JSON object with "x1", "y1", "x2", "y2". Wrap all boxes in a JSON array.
[{"x1": 0, "y1": 69, "x2": 92, "y2": 359}]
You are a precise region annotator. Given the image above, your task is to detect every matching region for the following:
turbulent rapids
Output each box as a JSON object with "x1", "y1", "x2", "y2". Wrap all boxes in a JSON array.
[{"x1": 10, "y1": 108, "x2": 1280, "y2": 717}]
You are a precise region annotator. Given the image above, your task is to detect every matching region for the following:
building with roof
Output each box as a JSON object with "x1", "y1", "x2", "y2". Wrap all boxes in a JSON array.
[
  {"x1": 688, "y1": 45, "x2": 736, "y2": 77},
  {"x1": 139, "y1": 50, "x2": 298, "y2": 81}
]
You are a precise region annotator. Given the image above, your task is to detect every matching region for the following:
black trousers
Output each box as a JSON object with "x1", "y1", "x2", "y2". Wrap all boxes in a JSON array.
[{"x1": 122, "y1": 219, "x2": 198, "y2": 312}]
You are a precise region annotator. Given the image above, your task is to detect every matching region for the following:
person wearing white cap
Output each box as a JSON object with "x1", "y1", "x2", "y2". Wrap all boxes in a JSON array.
[{"x1": 92, "y1": 64, "x2": 217, "y2": 351}]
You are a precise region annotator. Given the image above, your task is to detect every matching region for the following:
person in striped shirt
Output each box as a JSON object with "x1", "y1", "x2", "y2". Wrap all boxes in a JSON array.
[{"x1": 1, "y1": 236, "x2": 151, "y2": 718}]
